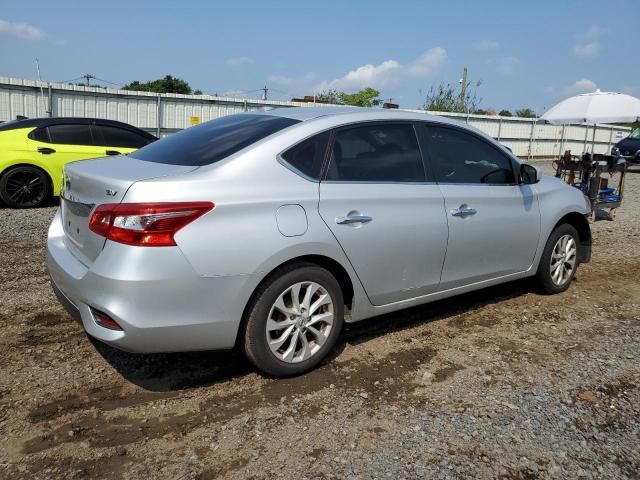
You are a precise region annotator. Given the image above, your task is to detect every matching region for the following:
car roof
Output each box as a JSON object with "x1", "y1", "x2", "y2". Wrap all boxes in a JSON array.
[
  {"x1": 256, "y1": 106, "x2": 466, "y2": 127},
  {"x1": 0, "y1": 117, "x2": 155, "y2": 137}
]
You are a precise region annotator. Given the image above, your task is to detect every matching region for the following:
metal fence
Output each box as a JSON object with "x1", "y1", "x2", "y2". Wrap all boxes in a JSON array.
[
  {"x1": 420, "y1": 110, "x2": 631, "y2": 159},
  {"x1": 0, "y1": 76, "x2": 631, "y2": 158}
]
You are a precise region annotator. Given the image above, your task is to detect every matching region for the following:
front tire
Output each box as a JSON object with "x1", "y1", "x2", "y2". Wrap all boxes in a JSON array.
[
  {"x1": 0, "y1": 166, "x2": 51, "y2": 208},
  {"x1": 242, "y1": 263, "x2": 344, "y2": 377},
  {"x1": 536, "y1": 224, "x2": 580, "y2": 294}
]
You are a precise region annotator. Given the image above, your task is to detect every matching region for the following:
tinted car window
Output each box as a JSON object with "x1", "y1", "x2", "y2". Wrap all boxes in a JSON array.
[
  {"x1": 131, "y1": 114, "x2": 300, "y2": 166},
  {"x1": 420, "y1": 125, "x2": 515, "y2": 184},
  {"x1": 95, "y1": 125, "x2": 150, "y2": 148},
  {"x1": 48, "y1": 124, "x2": 93, "y2": 146},
  {"x1": 29, "y1": 127, "x2": 50, "y2": 143},
  {"x1": 280, "y1": 131, "x2": 330, "y2": 180},
  {"x1": 326, "y1": 124, "x2": 425, "y2": 182}
]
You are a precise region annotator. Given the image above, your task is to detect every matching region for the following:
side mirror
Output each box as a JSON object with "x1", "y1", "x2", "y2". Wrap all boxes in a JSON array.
[{"x1": 520, "y1": 164, "x2": 542, "y2": 184}]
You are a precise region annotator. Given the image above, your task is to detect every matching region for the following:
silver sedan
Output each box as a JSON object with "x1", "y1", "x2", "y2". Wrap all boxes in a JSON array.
[{"x1": 47, "y1": 108, "x2": 592, "y2": 376}]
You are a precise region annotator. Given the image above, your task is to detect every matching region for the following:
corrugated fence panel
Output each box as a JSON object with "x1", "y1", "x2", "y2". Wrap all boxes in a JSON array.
[{"x1": 0, "y1": 76, "x2": 631, "y2": 158}]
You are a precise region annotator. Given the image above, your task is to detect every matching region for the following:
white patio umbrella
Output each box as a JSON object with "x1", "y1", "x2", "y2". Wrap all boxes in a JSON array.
[
  {"x1": 540, "y1": 90, "x2": 640, "y2": 125},
  {"x1": 540, "y1": 90, "x2": 640, "y2": 153}
]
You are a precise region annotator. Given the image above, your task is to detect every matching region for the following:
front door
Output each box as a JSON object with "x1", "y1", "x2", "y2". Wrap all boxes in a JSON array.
[
  {"x1": 319, "y1": 122, "x2": 449, "y2": 306},
  {"x1": 417, "y1": 124, "x2": 541, "y2": 290}
]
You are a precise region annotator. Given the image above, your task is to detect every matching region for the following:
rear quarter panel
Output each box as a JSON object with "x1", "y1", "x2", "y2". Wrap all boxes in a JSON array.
[{"x1": 122, "y1": 131, "x2": 369, "y2": 320}]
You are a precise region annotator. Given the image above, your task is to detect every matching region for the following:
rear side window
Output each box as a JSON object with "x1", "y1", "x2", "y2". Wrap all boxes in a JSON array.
[
  {"x1": 326, "y1": 124, "x2": 425, "y2": 182},
  {"x1": 94, "y1": 125, "x2": 150, "y2": 148},
  {"x1": 280, "y1": 131, "x2": 330, "y2": 180},
  {"x1": 29, "y1": 127, "x2": 50, "y2": 143},
  {"x1": 131, "y1": 114, "x2": 300, "y2": 166},
  {"x1": 420, "y1": 125, "x2": 515, "y2": 184},
  {"x1": 48, "y1": 124, "x2": 93, "y2": 146}
]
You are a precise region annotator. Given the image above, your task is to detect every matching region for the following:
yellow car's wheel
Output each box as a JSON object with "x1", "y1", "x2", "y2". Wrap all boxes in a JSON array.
[{"x1": 0, "y1": 166, "x2": 51, "y2": 208}]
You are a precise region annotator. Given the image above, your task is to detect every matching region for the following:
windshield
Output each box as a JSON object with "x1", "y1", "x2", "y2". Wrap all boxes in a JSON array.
[
  {"x1": 628, "y1": 128, "x2": 640, "y2": 140},
  {"x1": 130, "y1": 114, "x2": 300, "y2": 166}
]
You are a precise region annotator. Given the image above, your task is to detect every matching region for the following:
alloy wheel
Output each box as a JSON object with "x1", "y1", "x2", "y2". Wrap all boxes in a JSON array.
[
  {"x1": 550, "y1": 234, "x2": 577, "y2": 286},
  {"x1": 4, "y1": 169, "x2": 47, "y2": 207},
  {"x1": 266, "y1": 281, "x2": 334, "y2": 363}
]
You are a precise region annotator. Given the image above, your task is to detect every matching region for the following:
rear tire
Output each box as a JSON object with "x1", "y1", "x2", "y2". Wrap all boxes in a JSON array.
[
  {"x1": 536, "y1": 224, "x2": 580, "y2": 294},
  {"x1": 0, "y1": 166, "x2": 51, "y2": 208},
  {"x1": 242, "y1": 263, "x2": 344, "y2": 377}
]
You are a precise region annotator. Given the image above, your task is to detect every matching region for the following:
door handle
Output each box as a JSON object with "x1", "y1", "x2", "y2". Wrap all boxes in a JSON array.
[
  {"x1": 335, "y1": 214, "x2": 372, "y2": 225},
  {"x1": 37, "y1": 147, "x2": 56, "y2": 155},
  {"x1": 451, "y1": 205, "x2": 477, "y2": 217},
  {"x1": 105, "y1": 150, "x2": 121, "y2": 156}
]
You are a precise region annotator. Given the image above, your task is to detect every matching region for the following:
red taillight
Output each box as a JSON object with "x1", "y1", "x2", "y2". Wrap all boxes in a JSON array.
[{"x1": 89, "y1": 202, "x2": 214, "y2": 247}]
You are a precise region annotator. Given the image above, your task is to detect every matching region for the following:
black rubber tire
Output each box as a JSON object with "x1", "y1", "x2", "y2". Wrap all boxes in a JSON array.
[
  {"x1": 536, "y1": 223, "x2": 581, "y2": 294},
  {"x1": 242, "y1": 262, "x2": 344, "y2": 377},
  {"x1": 0, "y1": 166, "x2": 51, "y2": 208}
]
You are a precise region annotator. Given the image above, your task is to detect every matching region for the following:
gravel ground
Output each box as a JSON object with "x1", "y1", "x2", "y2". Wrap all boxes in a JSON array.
[{"x1": 0, "y1": 162, "x2": 639, "y2": 479}]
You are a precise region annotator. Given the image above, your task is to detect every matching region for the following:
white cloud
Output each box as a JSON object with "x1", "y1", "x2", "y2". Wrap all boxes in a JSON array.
[
  {"x1": 474, "y1": 40, "x2": 498, "y2": 50},
  {"x1": 0, "y1": 19, "x2": 43, "y2": 40},
  {"x1": 563, "y1": 79, "x2": 597, "y2": 95},
  {"x1": 574, "y1": 42, "x2": 600, "y2": 58},
  {"x1": 585, "y1": 25, "x2": 607, "y2": 39},
  {"x1": 574, "y1": 24, "x2": 606, "y2": 58},
  {"x1": 268, "y1": 72, "x2": 316, "y2": 87},
  {"x1": 226, "y1": 56, "x2": 254, "y2": 66},
  {"x1": 220, "y1": 89, "x2": 247, "y2": 98},
  {"x1": 324, "y1": 47, "x2": 447, "y2": 90},
  {"x1": 495, "y1": 56, "x2": 520, "y2": 76}
]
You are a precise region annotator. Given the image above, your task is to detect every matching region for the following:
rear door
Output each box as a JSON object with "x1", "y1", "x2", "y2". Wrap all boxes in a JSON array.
[
  {"x1": 29, "y1": 123, "x2": 103, "y2": 169},
  {"x1": 92, "y1": 124, "x2": 153, "y2": 157},
  {"x1": 417, "y1": 123, "x2": 541, "y2": 290},
  {"x1": 318, "y1": 122, "x2": 449, "y2": 306}
]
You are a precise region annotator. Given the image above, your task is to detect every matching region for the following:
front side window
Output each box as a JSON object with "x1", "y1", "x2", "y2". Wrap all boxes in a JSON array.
[
  {"x1": 95, "y1": 125, "x2": 150, "y2": 148},
  {"x1": 326, "y1": 124, "x2": 425, "y2": 182},
  {"x1": 131, "y1": 114, "x2": 300, "y2": 166},
  {"x1": 280, "y1": 131, "x2": 330, "y2": 180},
  {"x1": 47, "y1": 124, "x2": 93, "y2": 146},
  {"x1": 420, "y1": 125, "x2": 515, "y2": 184}
]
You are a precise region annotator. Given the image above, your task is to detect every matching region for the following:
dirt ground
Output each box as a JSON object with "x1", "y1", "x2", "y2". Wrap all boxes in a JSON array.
[{"x1": 0, "y1": 163, "x2": 639, "y2": 479}]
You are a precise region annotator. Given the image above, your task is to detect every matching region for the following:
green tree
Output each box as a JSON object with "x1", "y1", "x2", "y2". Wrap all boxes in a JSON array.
[
  {"x1": 422, "y1": 81, "x2": 481, "y2": 113},
  {"x1": 315, "y1": 89, "x2": 342, "y2": 104},
  {"x1": 499, "y1": 109, "x2": 513, "y2": 117},
  {"x1": 314, "y1": 87, "x2": 383, "y2": 107},
  {"x1": 515, "y1": 108, "x2": 536, "y2": 118},
  {"x1": 193, "y1": 89, "x2": 203, "y2": 95},
  {"x1": 338, "y1": 87, "x2": 383, "y2": 107},
  {"x1": 122, "y1": 75, "x2": 196, "y2": 95}
]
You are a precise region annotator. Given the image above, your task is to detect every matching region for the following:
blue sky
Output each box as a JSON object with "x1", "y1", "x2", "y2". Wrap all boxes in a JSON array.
[{"x1": 1, "y1": 0, "x2": 638, "y2": 113}]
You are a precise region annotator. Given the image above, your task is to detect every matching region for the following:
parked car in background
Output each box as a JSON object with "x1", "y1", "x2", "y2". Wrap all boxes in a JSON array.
[
  {"x1": 612, "y1": 127, "x2": 640, "y2": 163},
  {"x1": 47, "y1": 108, "x2": 592, "y2": 377},
  {"x1": 0, "y1": 117, "x2": 156, "y2": 208}
]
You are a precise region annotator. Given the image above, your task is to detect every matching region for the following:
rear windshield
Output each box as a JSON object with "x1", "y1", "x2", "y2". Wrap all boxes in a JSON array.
[{"x1": 130, "y1": 114, "x2": 300, "y2": 166}]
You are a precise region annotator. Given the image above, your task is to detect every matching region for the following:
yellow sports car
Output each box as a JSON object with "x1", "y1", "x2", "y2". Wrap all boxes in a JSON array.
[{"x1": 0, "y1": 117, "x2": 156, "y2": 208}]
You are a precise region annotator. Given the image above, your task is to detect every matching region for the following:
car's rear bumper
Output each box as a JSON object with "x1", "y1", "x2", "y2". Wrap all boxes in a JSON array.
[{"x1": 46, "y1": 209, "x2": 255, "y2": 353}]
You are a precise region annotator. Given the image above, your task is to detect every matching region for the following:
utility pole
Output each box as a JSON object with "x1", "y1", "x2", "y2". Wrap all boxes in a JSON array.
[
  {"x1": 81, "y1": 73, "x2": 95, "y2": 86},
  {"x1": 261, "y1": 85, "x2": 268, "y2": 100},
  {"x1": 460, "y1": 67, "x2": 468, "y2": 112}
]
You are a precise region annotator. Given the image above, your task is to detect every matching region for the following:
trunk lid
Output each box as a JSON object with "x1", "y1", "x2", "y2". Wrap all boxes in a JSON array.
[{"x1": 61, "y1": 155, "x2": 199, "y2": 265}]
